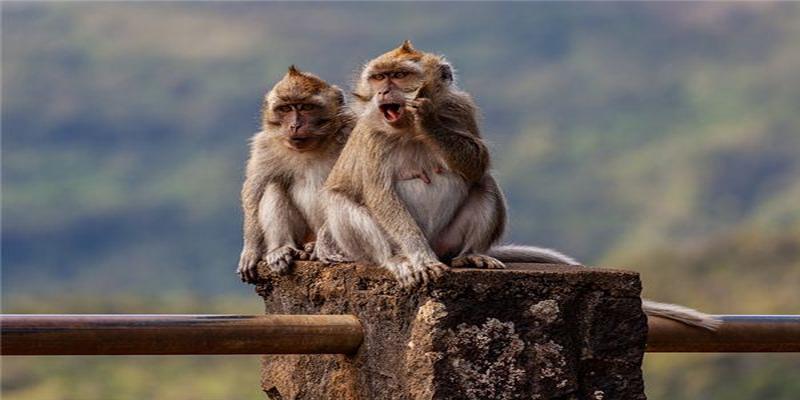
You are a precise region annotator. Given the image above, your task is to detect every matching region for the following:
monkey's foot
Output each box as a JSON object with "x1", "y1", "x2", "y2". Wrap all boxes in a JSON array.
[
  {"x1": 315, "y1": 248, "x2": 351, "y2": 264},
  {"x1": 313, "y1": 240, "x2": 352, "y2": 264},
  {"x1": 297, "y1": 242, "x2": 316, "y2": 261},
  {"x1": 264, "y1": 246, "x2": 300, "y2": 275},
  {"x1": 387, "y1": 256, "x2": 449, "y2": 288},
  {"x1": 451, "y1": 254, "x2": 506, "y2": 270}
]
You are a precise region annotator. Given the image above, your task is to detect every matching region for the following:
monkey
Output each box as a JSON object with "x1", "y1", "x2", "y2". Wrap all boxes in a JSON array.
[
  {"x1": 314, "y1": 41, "x2": 719, "y2": 330},
  {"x1": 314, "y1": 40, "x2": 565, "y2": 287},
  {"x1": 237, "y1": 66, "x2": 354, "y2": 283}
]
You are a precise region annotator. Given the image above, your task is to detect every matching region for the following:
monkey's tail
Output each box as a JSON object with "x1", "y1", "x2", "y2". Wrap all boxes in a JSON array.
[
  {"x1": 487, "y1": 244, "x2": 720, "y2": 330},
  {"x1": 487, "y1": 244, "x2": 580, "y2": 265},
  {"x1": 641, "y1": 299, "x2": 721, "y2": 330}
]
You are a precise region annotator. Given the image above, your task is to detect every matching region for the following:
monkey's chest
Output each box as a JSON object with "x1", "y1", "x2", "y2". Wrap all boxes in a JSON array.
[
  {"x1": 290, "y1": 170, "x2": 328, "y2": 232},
  {"x1": 395, "y1": 172, "x2": 469, "y2": 238}
]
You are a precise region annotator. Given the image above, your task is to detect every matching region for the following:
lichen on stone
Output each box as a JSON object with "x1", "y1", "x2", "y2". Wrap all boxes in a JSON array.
[
  {"x1": 532, "y1": 340, "x2": 567, "y2": 379},
  {"x1": 443, "y1": 318, "x2": 526, "y2": 400},
  {"x1": 416, "y1": 300, "x2": 448, "y2": 325},
  {"x1": 528, "y1": 299, "x2": 560, "y2": 325}
]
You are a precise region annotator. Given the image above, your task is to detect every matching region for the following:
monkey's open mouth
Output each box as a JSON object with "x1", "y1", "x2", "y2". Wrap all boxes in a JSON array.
[{"x1": 379, "y1": 104, "x2": 403, "y2": 122}]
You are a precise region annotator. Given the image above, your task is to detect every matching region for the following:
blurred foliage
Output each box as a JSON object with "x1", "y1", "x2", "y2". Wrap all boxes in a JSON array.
[
  {"x1": 636, "y1": 227, "x2": 800, "y2": 399},
  {"x1": 2, "y1": 2, "x2": 799, "y2": 399}
]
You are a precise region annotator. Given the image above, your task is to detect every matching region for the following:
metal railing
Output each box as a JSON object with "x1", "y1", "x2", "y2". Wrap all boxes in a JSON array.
[
  {"x1": 1, "y1": 314, "x2": 798, "y2": 355},
  {"x1": 646, "y1": 315, "x2": 800, "y2": 352},
  {"x1": 0, "y1": 314, "x2": 362, "y2": 355}
]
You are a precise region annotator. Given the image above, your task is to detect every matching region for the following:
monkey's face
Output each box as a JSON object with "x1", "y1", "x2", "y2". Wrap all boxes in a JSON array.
[
  {"x1": 270, "y1": 101, "x2": 330, "y2": 151},
  {"x1": 263, "y1": 67, "x2": 345, "y2": 152},
  {"x1": 354, "y1": 41, "x2": 454, "y2": 127},
  {"x1": 367, "y1": 68, "x2": 423, "y2": 126}
]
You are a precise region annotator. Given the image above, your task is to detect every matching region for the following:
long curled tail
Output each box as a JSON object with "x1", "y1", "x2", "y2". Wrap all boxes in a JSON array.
[
  {"x1": 487, "y1": 244, "x2": 580, "y2": 265},
  {"x1": 642, "y1": 299, "x2": 721, "y2": 330},
  {"x1": 487, "y1": 244, "x2": 720, "y2": 330}
]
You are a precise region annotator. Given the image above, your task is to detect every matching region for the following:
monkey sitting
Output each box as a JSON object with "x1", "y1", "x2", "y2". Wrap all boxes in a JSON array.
[
  {"x1": 237, "y1": 66, "x2": 354, "y2": 283},
  {"x1": 314, "y1": 40, "x2": 574, "y2": 287}
]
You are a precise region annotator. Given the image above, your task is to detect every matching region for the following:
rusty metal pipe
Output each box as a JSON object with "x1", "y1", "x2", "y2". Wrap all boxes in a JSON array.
[
  {"x1": 647, "y1": 315, "x2": 800, "y2": 352},
  {"x1": 0, "y1": 314, "x2": 363, "y2": 356},
  {"x1": 4, "y1": 314, "x2": 798, "y2": 355}
]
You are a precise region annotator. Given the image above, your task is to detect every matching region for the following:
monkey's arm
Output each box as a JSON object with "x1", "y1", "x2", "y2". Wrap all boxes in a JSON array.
[
  {"x1": 239, "y1": 169, "x2": 269, "y2": 280},
  {"x1": 240, "y1": 179, "x2": 309, "y2": 282},
  {"x1": 411, "y1": 98, "x2": 489, "y2": 183}
]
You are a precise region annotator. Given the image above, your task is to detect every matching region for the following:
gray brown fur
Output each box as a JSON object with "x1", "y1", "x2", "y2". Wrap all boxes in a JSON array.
[
  {"x1": 237, "y1": 67, "x2": 354, "y2": 283},
  {"x1": 316, "y1": 41, "x2": 515, "y2": 286}
]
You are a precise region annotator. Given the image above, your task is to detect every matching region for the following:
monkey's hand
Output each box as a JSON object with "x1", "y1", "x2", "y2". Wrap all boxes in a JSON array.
[
  {"x1": 408, "y1": 98, "x2": 439, "y2": 131},
  {"x1": 237, "y1": 247, "x2": 263, "y2": 283},
  {"x1": 386, "y1": 255, "x2": 449, "y2": 288},
  {"x1": 451, "y1": 254, "x2": 506, "y2": 270},
  {"x1": 263, "y1": 245, "x2": 301, "y2": 274}
]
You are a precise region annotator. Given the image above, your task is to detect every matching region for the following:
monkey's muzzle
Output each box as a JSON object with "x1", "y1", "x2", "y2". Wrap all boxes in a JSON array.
[{"x1": 287, "y1": 136, "x2": 316, "y2": 151}]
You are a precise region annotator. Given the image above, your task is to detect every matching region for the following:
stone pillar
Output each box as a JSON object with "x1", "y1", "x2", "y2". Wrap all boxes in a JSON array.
[{"x1": 255, "y1": 262, "x2": 647, "y2": 400}]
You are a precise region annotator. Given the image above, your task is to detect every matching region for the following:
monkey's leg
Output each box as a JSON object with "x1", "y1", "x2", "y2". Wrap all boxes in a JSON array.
[
  {"x1": 313, "y1": 222, "x2": 352, "y2": 263},
  {"x1": 251, "y1": 183, "x2": 309, "y2": 279},
  {"x1": 322, "y1": 192, "x2": 394, "y2": 265},
  {"x1": 434, "y1": 175, "x2": 506, "y2": 269},
  {"x1": 324, "y1": 192, "x2": 446, "y2": 286}
]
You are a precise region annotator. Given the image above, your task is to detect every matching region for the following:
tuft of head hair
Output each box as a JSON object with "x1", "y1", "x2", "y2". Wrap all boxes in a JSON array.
[
  {"x1": 399, "y1": 40, "x2": 415, "y2": 54},
  {"x1": 287, "y1": 64, "x2": 303, "y2": 76}
]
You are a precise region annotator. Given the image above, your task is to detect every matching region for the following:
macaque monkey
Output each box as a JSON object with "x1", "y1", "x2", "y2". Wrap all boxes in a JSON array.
[
  {"x1": 314, "y1": 41, "x2": 719, "y2": 330},
  {"x1": 315, "y1": 40, "x2": 571, "y2": 287},
  {"x1": 237, "y1": 66, "x2": 353, "y2": 283}
]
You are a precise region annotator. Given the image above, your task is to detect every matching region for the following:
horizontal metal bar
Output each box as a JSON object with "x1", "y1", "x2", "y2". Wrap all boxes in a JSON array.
[
  {"x1": 3, "y1": 314, "x2": 798, "y2": 355},
  {"x1": 647, "y1": 315, "x2": 800, "y2": 352},
  {"x1": 0, "y1": 314, "x2": 363, "y2": 356}
]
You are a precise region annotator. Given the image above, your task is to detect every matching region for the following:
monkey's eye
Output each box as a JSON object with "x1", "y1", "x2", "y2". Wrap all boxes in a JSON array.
[
  {"x1": 276, "y1": 105, "x2": 292, "y2": 113},
  {"x1": 299, "y1": 104, "x2": 318, "y2": 111},
  {"x1": 371, "y1": 73, "x2": 386, "y2": 81},
  {"x1": 392, "y1": 71, "x2": 408, "y2": 79}
]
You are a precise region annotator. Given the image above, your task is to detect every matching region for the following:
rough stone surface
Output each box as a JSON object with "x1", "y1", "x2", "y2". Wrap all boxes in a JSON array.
[{"x1": 255, "y1": 262, "x2": 647, "y2": 400}]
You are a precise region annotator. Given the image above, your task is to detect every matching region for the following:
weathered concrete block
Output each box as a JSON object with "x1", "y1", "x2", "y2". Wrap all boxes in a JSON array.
[{"x1": 255, "y1": 262, "x2": 647, "y2": 400}]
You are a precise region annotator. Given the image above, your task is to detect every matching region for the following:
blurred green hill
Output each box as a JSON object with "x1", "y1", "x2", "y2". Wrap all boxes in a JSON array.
[
  {"x1": 2, "y1": 2, "x2": 799, "y2": 399},
  {"x1": 3, "y1": 2, "x2": 799, "y2": 296}
]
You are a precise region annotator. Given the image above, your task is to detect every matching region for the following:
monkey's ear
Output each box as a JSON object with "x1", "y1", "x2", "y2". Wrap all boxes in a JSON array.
[
  {"x1": 332, "y1": 85, "x2": 346, "y2": 106},
  {"x1": 288, "y1": 65, "x2": 302, "y2": 76},
  {"x1": 439, "y1": 63, "x2": 454, "y2": 83}
]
